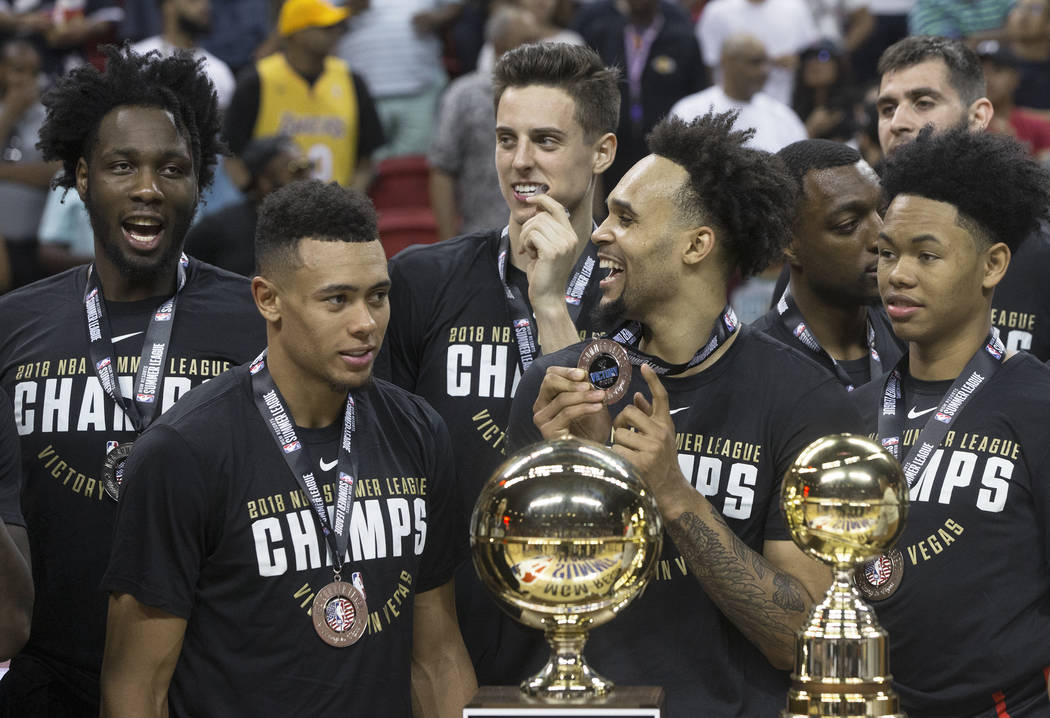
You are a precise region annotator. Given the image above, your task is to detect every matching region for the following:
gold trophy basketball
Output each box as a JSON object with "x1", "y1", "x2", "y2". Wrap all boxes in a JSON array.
[
  {"x1": 780, "y1": 434, "x2": 909, "y2": 718},
  {"x1": 471, "y1": 438, "x2": 663, "y2": 699}
]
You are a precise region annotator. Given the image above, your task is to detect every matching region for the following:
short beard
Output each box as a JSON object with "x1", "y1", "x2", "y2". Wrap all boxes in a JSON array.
[
  {"x1": 591, "y1": 296, "x2": 628, "y2": 334},
  {"x1": 326, "y1": 374, "x2": 373, "y2": 395}
]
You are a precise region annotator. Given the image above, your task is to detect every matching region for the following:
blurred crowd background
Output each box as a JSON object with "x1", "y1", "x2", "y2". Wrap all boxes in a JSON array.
[{"x1": 0, "y1": 0, "x2": 1045, "y2": 301}]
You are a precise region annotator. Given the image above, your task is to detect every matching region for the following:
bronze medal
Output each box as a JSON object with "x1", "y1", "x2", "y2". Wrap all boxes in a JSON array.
[
  {"x1": 102, "y1": 442, "x2": 135, "y2": 502},
  {"x1": 312, "y1": 580, "x2": 367, "y2": 648},
  {"x1": 854, "y1": 549, "x2": 904, "y2": 601},
  {"x1": 577, "y1": 339, "x2": 631, "y2": 404}
]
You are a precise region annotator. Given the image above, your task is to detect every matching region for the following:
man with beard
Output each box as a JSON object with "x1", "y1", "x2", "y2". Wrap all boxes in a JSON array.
[
  {"x1": 752, "y1": 139, "x2": 905, "y2": 390},
  {"x1": 377, "y1": 42, "x2": 618, "y2": 685},
  {"x1": 850, "y1": 127, "x2": 1050, "y2": 717},
  {"x1": 0, "y1": 46, "x2": 265, "y2": 716},
  {"x1": 131, "y1": 0, "x2": 235, "y2": 110},
  {"x1": 100, "y1": 180, "x2": 475, "y2": 717},
  {"x1": 876, "y1": 35, "x2": 1050, "y2": 361},
  {"x1": 506, "y1": 112, "x2": 861, "y2": 716}
]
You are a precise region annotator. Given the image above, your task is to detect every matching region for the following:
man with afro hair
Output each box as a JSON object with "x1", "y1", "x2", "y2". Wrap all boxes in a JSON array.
[
  {"x1": 850, "y1": 126, "x2": 1050, "y2": 716},
  {"x1": 0, "y1": 45, "x2": 264, "y2": 716},
  {"x1": 506, "y1": 112, "x2": 862, "y2": 716}
]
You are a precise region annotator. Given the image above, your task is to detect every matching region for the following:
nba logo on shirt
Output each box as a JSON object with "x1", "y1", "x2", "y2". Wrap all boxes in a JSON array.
[
  {"x1": 934, "y1": 411, "x2": 952, "y2": 424},
  {"x1": 105, "y1": 440, "x2": 120, "y2": 454},
  {"x1": 136, "y1": 393, "x2": 156, "y2": 403},
  {"x1": 793, "y1": 323, "x2": 807, "y2": 339},
  {"x1": 338, "y1": 471, "x2": 354, "y2": 487},
  {"x1": 514, "y1": 318, "x2": 530, "y2": 329},
  {"x1": 881, "y1": 436, "x2": 899, "y2": 448},
  {"x1": 249, "y1": 357, "x2": 265, "y2": 375},
  {"x1": 985, "y1": 341, "x2": 1003, "y2": 360},
  {"x1": 282, "y1": 440, "x2": 301, "y2": 454},
  {"x1": 96, "y1": 357, "x2": 111, "y2": 371},
  {"x1": 154, "y1": 310, "x2": 172, "y2": 321}
]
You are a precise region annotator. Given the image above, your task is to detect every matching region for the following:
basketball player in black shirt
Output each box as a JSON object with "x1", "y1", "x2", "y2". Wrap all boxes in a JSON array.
[
  {"x1": 378, "y1": 43, "x2": 619, "y2": 683},
  {"x1": 0, "y1": 387, "x2": 30, "y2": 660},
  {"x1": 508, "y1": 113, "x2": 862, "y2": 716},
  {"x1": 101, "y1": 181, "x2": 475, "y2": 717},
  {"x1": 851, "y1": 127, "x2": 1050, "y2": 716},
  {"x1": 752, "y1": 140, "x2": 905, "y2": 390},
  {"x1": 0, "y1": 47, "x2": 265, "y2": 716}
]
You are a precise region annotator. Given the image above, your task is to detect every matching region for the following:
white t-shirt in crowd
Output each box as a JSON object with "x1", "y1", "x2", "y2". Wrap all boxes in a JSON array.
[{"x1": 671, "y1": 85, "x2": 808, "y2": 153}]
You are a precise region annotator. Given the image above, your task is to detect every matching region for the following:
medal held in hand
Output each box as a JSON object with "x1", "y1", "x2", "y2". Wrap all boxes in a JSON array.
[
  {"x1": 102, "y1": 442, "x2": 135, "y2": 502},
  {"x1": 578, "y1": 338, "x2": 631, "y2": 404}
]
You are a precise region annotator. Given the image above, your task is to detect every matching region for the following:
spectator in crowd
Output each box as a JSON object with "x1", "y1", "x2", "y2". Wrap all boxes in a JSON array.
[
  {"x1": 805, "y1": 0, "x2": 874, "y2": 54},
  {"x1": 336, "y1": 0, "x2": 463, "y2": 159},
  {"x1": 979, "y1": 40, "x2": 1050, "y2": 164},
  {"x1": 697, "y1": 0, "x2": 818, "y2": 105},
  {"x1": 673, "y1": 33, "x2": 807, "y2": 152},
  {"x1": 43, "y1": 0, "x2": 126, "y2": 76},
  {"x1": 429, "y1": 4, "x2": 541, "y2": 241},
  {"x1": 131, "y1": 0, "x2": 235, "y2": 110},
  {"x1": 0, "y1": 39, "x2": 60, "y2": 289},
  {"x1": 224, "y1": 0, "x2": 385, "y2": 192},
  {"x1": 474, "y1": 0, "x2": 584, "y2": 71},
  {"x1": 850, "y1": 0, "x2": 913, "y2": 86},
  {"x1": 1006, "y1": 0, "x2": 1050, "y2": 115},
  {"x1": 582, "y1": 0, "x2": 707, "y2": 193},
  {"x1": 36, "y1": 186, "x2": 94, "y2": 275},
  {"x1": 792, "y1": 39, "x2": 858, "y2": 142},
  {"x1": 908, "y1": 0, "x2": 1012, "y2": 42},
  {"x1": 184, "y1": 135, "x2": 313, "y2": 275}
]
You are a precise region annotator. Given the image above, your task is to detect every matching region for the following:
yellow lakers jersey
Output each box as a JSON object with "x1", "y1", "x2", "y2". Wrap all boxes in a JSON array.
[{"x1": 253, "y1": 54, "x2": 359, "y2": 186}]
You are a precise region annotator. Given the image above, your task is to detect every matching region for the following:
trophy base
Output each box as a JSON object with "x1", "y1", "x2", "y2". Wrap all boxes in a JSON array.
[
  {"x1": 783, "y1": 687, "x2": 904, "y2": 717},
  {"x1": 521, "y1": 651, "x2": 612, "y2": 699},
  {"x1": 465, "y1": 685, "x2": 665, "y2": 717}
]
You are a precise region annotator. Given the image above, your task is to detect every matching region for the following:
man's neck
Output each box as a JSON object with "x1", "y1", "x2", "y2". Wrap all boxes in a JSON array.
[
  {"x1": 788, "y1": 275, "x2": 870, "y2": 360},
  {"x1": 909, "y1": 318, "x2": 993, "y2": 381},
  {"x1": 638, "y1": 281, "x2": 731, "y2": 374},
  {"x1": 265, "y1": 342, "x2": 347, "y2": 429},
  {"x1": 283, "y1": 47, "x2": 325, "y2": 80},
  {"x1": 507, "y1": 204, "x2": 594, "y2": 272},
  {"x1": 162, "y1": 25, "x2": 195, "y2": 50},
  {"x1": 94, "y1": 257, "x2": 179, "y2": 302},
  {"x1": 720, "y1": 83, "x2": 754, "y2": 104}
]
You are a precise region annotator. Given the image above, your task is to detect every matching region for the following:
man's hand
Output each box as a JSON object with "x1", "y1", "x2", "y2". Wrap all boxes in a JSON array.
[
  {"x1": 610, "y1": 364, "x2": 692, "y2": 513},
  {"x1": 533, "y1": 366, "x2": 611, "y2": 443},
  {"x1": 520, "y1": 193, "x2": 580, "y2": 315}
]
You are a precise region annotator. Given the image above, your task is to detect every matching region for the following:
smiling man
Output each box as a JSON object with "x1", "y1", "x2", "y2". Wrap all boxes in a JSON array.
[
  {"x1": 377, "y1": 41, "x2": 618, "y2": 684},
  {"x1": 849, "y1": 127, "x2": 1050, "y2": 717},
  {"x1": 0, "y1": 47, "x2": 265, "y2": 717},
  {"x1": 99, "y1": 180, "x2": 475, "y2": 717},
  {"x1": 752, "y1": 139, "x2": 905, "y2": 390}
]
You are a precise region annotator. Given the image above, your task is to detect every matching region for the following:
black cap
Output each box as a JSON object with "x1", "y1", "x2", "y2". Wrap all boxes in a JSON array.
[
  {"x1": 241, "y1": 135, "x2": 295, "y2": 179},
  {"x1": 976, "y1": 40, "x2": 1020, "y2": 68}
]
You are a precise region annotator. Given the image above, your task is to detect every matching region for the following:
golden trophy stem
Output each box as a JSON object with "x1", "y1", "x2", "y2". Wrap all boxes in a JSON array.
[
  {"x1": 521, "y1": 623, "x2": 614, "y2": 699},
  {"x1": 783, "y1": 567, "x2": 904, "y2": 717}
]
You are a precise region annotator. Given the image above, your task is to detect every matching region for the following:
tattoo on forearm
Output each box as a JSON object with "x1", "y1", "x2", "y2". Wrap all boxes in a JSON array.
[{"x1": 666, "y1": 511, "x2": 810, "y2": 660}]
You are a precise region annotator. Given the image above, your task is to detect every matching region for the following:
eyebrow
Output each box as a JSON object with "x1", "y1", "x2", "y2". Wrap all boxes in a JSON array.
[
  {"x1": 878, "y1": 232, "x2": 944, "y2": 246},
  {"x1": 607, "y1": 198, "x2": 636, "y2": 214},
  {"x1": 316, "y1": 279, "x2": 392, "y2": 294},
  {"x1": 827, "y1": 199, "x2": 875, "y2": 217},
  {"x1": 103, "y1": 147, "x2": 192, "y2": 161},
  {"x1": 494, "y1": 125, "x2": 567, "y2": 136}
]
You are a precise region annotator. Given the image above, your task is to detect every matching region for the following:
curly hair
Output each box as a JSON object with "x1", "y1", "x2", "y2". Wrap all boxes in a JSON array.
[
  {"x1": 37, "y1": 44, "x2": 222, "y2": 191},
  {"x1": 646, "y1": 111, "x2": 797, "y2": 277},
  {"x1": 256, "y1": 180, "x2": 379, "y2": 275},
  {"x1": 493, "y1": 42, "x2": 620, "y2": 140},
  {"x1": 881, "y1": 126, "x2": 1050, "y2": 252},
  {"x1": 878, "y1": 36, "x2": 985, "y2": 107}
]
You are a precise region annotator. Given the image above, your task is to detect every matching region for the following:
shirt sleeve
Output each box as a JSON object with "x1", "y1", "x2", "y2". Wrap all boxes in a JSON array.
[
  {"x1": 352, "y1": 72, "x2": 386, "y2": 160},
  {"x1": 0, "y1": 386, "x2": 24, "y2": 527},
  {"x1": 102, "y1": 424, "x2": 216, "y2": 618},
  {"x1": 223, "y1": 67, "x2": 261, "y2": 156},
  {"x1": 427, "y1": 79, "x2": 466, "y2": 175}
]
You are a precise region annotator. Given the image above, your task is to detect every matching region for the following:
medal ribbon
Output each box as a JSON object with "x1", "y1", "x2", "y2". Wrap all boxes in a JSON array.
[
  {"x1": 497, "y1": 226, "x2": 599, "y2": 372},
  {"x1": 776, "y1": 289, "x2": 882, "y2": 391},
  {"x1": 610, "y1": 305, "x2": 740, "y2": 376},
  {"x1": 83, "y1": 255, "x2": 188, "y2": 433},
  {"x1": 877, "y1": 328, "x2": 1005, "y2": 488},
  {"x1": 249, "y1": 350, "x2": 358, "y2": 575}
]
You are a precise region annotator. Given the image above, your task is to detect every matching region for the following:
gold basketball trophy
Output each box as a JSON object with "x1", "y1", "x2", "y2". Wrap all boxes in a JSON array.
[
  {"x1": 781, "y1": 434, "x2": 909, "y2": 718},
  {"x1": 467, "y1": 438, "x2": 665, "y2": 715}
]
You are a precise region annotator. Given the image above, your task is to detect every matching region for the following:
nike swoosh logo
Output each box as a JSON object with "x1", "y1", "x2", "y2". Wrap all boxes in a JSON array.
[
  {"x1": 111, "y1": 331, "x2": 144, "y2": 344},
  {"x1": 319, "y1": 458, "x2": 338, "y2": 471},
  {"x1": 907, "y1": 406, "x2": 937, "y2": 419},
  {"x1": 669, "y1": 407, "x2": 689, "y2": 415}
]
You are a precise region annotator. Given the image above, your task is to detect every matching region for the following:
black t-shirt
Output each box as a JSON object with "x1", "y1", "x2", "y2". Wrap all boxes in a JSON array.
[
  {"x1": 1016, "y1": 58, "x2": 1050, "y2": 111},
  {"x1": 0, "y1": 386, "x2": 23, "y2": 527},
  {"x1": 183, "y1": 199, "x2": 258, "y2": 277},
  {"x1": 223, "y1": 64, "x2": 384, "y2": 158},
  {"x1": 507, "y1": 326, "x2": 863, "y2": 717},
  {"x1": 751, "y1": 303, "x2": 906, "y2": 389},
  {"x1": 376, "y1": 228, "x2": 605, "y2": 682},
  {"x1": 850, "y1": 353, "x2": 1050, "y2": 717},
  {"x1": 992, "y1": 223, "x2": 1050, "y2": 361},
  {"x1": 0, "y1": 259, "x2": 266, "y2": 700},
  {"x1": 102, "y1": 366, "x2": 464, "y2": 717}
]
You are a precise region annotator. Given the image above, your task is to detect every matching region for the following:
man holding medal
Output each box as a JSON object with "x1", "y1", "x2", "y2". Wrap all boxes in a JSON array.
[
  {"x1": 849, "y1": 128, "x2": 1050, "y2": 716},
  {"x1": 751, "y1": 139, "x2": 906, "y2": 391},
  {"x1": 100, "y1": 180, "x2": 475, "y2": 717},
  {"x1": 507, "y1": 112, "x2": 862, "y2": 716},
  {"x1": 377, "y1": 42, "x2": 618, "y2": 684},
  {"x1": 0, "y1": 47, "x2": 265, "y2": 716}
]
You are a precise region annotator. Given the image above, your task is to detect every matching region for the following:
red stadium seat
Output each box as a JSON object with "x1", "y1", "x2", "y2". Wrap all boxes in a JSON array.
[
  {"x1": 368, "y1": 155, "x2": 431, "y2": 211},
  {"x1": 378, "y1": 206, "x2": 439, "y2": 258}
]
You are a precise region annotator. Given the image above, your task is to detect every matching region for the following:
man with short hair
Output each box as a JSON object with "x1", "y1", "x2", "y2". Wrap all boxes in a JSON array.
[
  {"x1": 0, "y1": 46, "x2": 265, "y2": 716},
  {"x1": 378, "y1": 42, "x2": 618, "y2": 684},
  {"x1": 507, "y1": 112, "x2": 861, "y2": 716},
  {"x1": 752, "y1": 139, "x2": 905, "y2": 389},
  {"x1": 876, "y1": 35, "x2": 1050, "y2": 361},
  {"x1": 100, "y1": 180, "x2": 476, "y2": 717},
  {"x1": 851, "y1": 126, "x2": 1050, "y2": 717}
]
